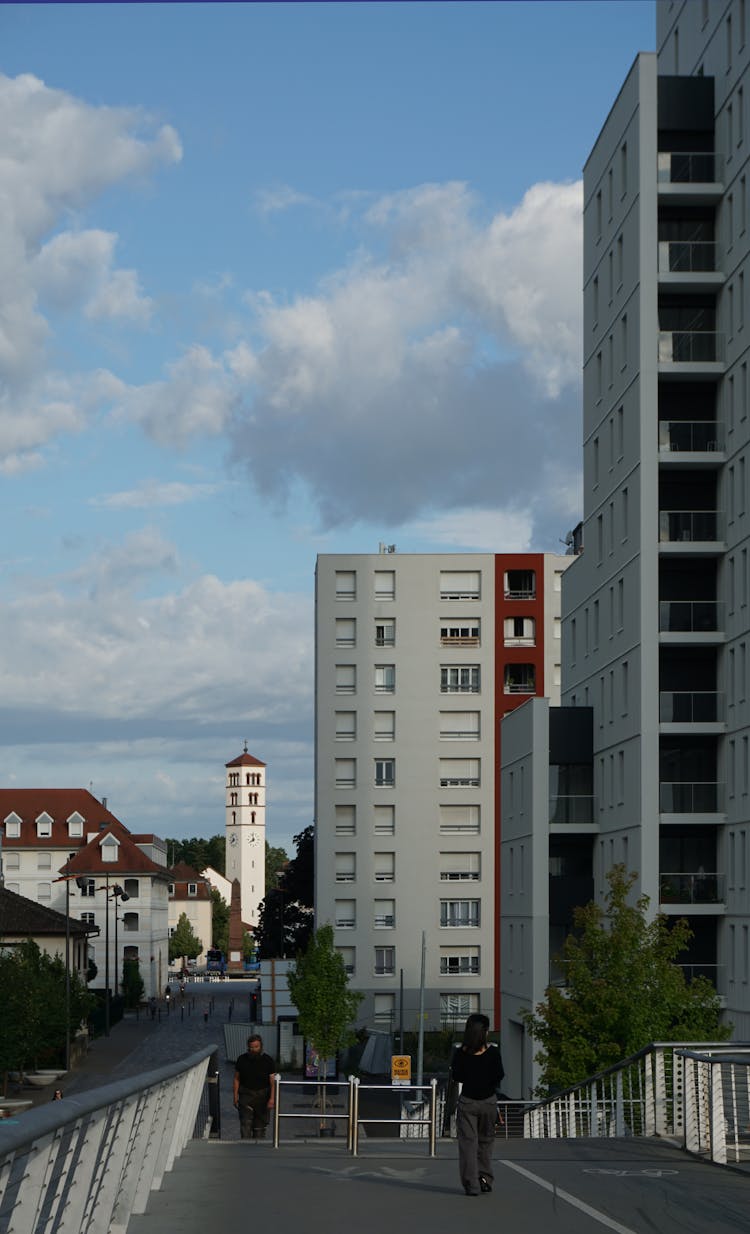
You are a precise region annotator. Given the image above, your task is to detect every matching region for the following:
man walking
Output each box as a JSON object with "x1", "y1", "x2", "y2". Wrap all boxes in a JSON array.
[{"x1": 233, "y1": 1034, "x2": 276, "y2": 1140}]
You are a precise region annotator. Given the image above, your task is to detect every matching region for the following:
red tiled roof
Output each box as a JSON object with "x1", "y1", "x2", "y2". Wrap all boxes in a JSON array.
[
  {"x1": 226, "y1": 751, "x2": 265, "y2": 768},
  {"x1": 60, "y1": 825, "x2": 169, "y2": 879},
  {"x1": 0, "y1": 886, "x2": 94, "y2": 937},
  {"x1": 0, "y1": 788, "x2": 124, "y2": 847}
]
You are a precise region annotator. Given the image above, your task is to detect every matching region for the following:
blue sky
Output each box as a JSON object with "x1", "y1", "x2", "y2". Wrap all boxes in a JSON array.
[{"x1": 0, "y1": 0, "x2": 654, "y2": 855}]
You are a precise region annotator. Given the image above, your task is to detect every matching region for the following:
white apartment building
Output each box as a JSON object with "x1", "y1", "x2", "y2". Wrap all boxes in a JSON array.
[
  {"x1": 315, "y1": 550, "x2": 569, "y2": 1032},
  {"x1": 502, "y1": 0, "x2": 750, "y2": 1097}
]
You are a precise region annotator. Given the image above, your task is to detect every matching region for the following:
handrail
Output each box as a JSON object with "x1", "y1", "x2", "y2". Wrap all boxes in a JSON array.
[
  {"x1": 0, "y1": 1045, "x2": 216, "y2": 1234},
  {"x1": 270, "y1": 1076, "x2": 439, "y2": 1156}
]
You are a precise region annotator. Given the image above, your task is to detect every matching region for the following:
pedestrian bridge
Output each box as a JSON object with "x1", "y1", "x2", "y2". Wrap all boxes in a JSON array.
[{"x1": 1, "y1": 1043, "x2": 749, "y2": 1234}]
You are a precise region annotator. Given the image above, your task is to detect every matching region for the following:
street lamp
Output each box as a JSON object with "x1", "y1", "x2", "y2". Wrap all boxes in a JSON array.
[{"x1": 99, "y1": 879, "x2": 129, "y2": 1037}]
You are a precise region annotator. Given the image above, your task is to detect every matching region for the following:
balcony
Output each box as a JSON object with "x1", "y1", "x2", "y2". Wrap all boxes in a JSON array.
[
  {"x1": 659, "y1": 690, "x2": 725, "y2": 725},
  {"x1": 658, "y1": 510, "x2": 724, "y2": 549},
  {"x1": 374, "y1": 964, "x2": 395, "y2": 977},
  {"x1": 657, "y1": 151, "x2": 723, "y2": 202},
  {"x1": 658, "y1": 420, "x2": 724, "y2": 457},
  {"x1": 374, "y1": 915, "x2": 395, "y2": 928},
  {"x1": 659, "y1": 871, "x2": 725, "y2": 905},
  {"x1": 659, "y1": 599, "x2": 723, "y2": 634},
  {"x1": 440, "y1": 775, "x2": 480, "y2": 787},
  {"x1": 658, "y1": 331, "x2": 724, "y2": 366},
  {"x1": 440, "y1": 635, "x2": 480, "y2": 647},
  {"x1": 549, "y1": 795, "x2": 596, "y2": 826},
  {"x1": 658, "y1": 241, "x2": 723, "y2": 292},
  {"x1": 659, "y1": 781, "x2": 724, "y2": 813}
]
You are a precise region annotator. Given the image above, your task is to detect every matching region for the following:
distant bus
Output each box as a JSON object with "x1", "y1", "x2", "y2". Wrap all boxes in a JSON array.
[{"x1": 206, "y1": 948, "x2": 225, "y2": 973}]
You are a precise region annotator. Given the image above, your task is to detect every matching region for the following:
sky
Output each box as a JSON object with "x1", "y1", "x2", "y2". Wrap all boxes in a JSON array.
[{"x1": 0, "y1": 0, "x2": 655, "y2": 857}]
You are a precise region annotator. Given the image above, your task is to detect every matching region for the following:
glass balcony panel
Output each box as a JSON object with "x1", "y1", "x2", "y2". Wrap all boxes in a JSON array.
[
  {"x1": 659, "y1": 781, "x2": 724, "y2": 812},
  {"x1": 659, "y1": 691, "x2": 724, "y2": 722},
  {"x1": 658, "y1": 600, "x2": 723, "y2": 632},
  {"x1": 658, "y1": 510, "x2": 723, "y2": 542},
  {"x1": 659, "y1": 872, "x2": 725, "y2": 903},
  {"x1": 658, "y1": 331, "x2": 724, "y2": 362},
  {"x1": 678, "y1": 963, "x2": 722, "y2": 987},
  {"x1": 657, "y1": 151, "x2": 721, "y2": 184},
  {"x1": 658, "y1": 240, "x2": 718, "y2": 273},
  {"x1": 548, "y1": 795, "x2": 596, "y2": 825},
  {"x1": 658, "y1": 421, "x2": 724, "y2": 452}
]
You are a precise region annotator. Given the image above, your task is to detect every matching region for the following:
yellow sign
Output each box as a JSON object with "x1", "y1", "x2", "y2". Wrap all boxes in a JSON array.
[{"x1": 391, "y1": 1055, "x2": 411, "y2": 1086}]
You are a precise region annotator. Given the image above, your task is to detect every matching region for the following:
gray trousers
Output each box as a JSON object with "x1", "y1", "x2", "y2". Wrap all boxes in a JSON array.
[
  {"x1": 238, "y1": 1088, "x2": 269, "y2": 1139},
  {"x1": 456, "y1": 1094, "x2": 496, "y2": 1192}
]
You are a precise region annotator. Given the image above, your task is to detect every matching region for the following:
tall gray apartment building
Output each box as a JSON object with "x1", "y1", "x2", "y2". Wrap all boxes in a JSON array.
[
  {"x1": 502, "y1": 0, "x2": 750, "y2": 1098},
  {"x1": 315, "y1": 551, "x2": 568, "y2": 1032}
]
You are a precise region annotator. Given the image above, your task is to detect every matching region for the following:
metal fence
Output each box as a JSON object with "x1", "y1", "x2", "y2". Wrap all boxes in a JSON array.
[
  {"x1": 0, "y1": 1045, "x2": 216, "y2": 1234},
  {"x1": 270, "y1": 1076, "x2": 441, "y2": 1155}
]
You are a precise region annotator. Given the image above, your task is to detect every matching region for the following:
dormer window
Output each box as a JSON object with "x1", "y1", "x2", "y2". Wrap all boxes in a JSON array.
[
  {"x1": 4, "y1": 813, "x2": 21, "y2": 838},
  {"x1": 36, "y1": 812, "x2": 53, "y2": 838},
  {"x1": 188, "y1": 882, "x2": 198, "y2": 897},
  {"x1": 67, "y1": 812, "x2": 84, "y2": 838},
  {"x1": 168, "y1": 883, "x2": 175, "y2": 896},
  {"x1": 100, "y1": 835, "x2": 119, "y2": 863}
]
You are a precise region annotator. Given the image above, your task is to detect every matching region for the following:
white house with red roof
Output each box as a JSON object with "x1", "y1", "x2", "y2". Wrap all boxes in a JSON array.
[
  {"x1": 167, "y1": 862, "x2": 213, "y2": 960},
  {"x1": 0, "y1": 789, "x2": 170, "y2": 999},
  {"x1": 225, "y1": 745, "x2": 266, "y2": 931}
]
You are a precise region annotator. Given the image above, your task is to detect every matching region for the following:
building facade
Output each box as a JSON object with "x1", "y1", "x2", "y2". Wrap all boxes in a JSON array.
[
  {"x1": 501, "y1": 0, "x2": 750, "y2": 1098},
  {"x1": 167, "y1": 862, "x2": 214, "y2": 961},
  {"x1": 315, "y1": 550, "x2": 569, "y2": 1031}
]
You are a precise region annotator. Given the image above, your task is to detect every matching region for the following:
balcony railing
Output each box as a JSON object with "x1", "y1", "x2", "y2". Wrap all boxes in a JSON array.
[
  {"x1": 659, "y1": 781, "x2": 724, "y2": 812},
  {"x1": 659, "y1": 872, "x2": 725, "y2": 904},
  {"x1": 374, "y1": 964, "x2": 395, "y2": 977},
  {"x1": 658, "y1": 510, "x2": 724, "y2": 542},
  {"x1": 659, "y1": 599, "x2": 723, "y2": 632},
  {"x1": 657, "y1": 150, "x2": 722, "y2": 184},
  {"x1": 658, "y1": 421, "x2": 724, "y2": 453},
  {"x1": 678, "y1": 963, "x2": 723, "y2": 985},
  {"x1": 503, "y1": 636, "x2": 536, "y2": 647},
  {"x1": 658, "y1": 240, "x2": 718, "y2": 273},
  {"x1": 505, "y1": 588, "x2": 536, "y2": 600},
  {"x1": 374, "y1": 915, "x2": 395, "y2": 928},
  {"x1": 505, "y1": 681, "x2": 536, "y2": 694},
  {"x1": 440, "y1": 636, "x2": 480, "y2": 647},
  {"x1": 659, "y1": 691, "x2": 724, "y2": 722},
  {"x1": 440, "y1": 776, "x2": 480, "y2": 787},
  {"x1": 549, "y1": 794, "x2": 596, "y2": 825},
  {"x1": 658, "y1": 331, "x2": 724, "y2": 363},
  {"x1": 335, "y1": 918, "x2": 355, "y2": 929}
]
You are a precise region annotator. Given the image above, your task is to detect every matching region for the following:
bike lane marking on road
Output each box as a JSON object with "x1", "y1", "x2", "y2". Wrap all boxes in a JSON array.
[{"x1": 500, "y1": 1160, "x2": 640, "y2": 1234}]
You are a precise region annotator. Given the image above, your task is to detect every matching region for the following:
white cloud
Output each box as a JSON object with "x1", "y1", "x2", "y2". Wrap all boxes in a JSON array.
[
  {"x1": 255, "y1": 184, "x2": 321, "y2": 216},
  {"x1": 408, "y1": 507, "x2": 534, "y2": 552},
  {"x1": 91, "y1": 480, "x2": 220, "y2": 510},
  {"x1": 114, "y1": 345, "x2": 236, "y2": 445},
  {"x1": 0, "y1": 72, "x2": 180, "y2": 468}
]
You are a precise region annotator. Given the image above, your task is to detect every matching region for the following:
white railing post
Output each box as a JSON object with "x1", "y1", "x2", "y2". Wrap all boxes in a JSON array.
[{"x1": 710, "y1": 1060, "x2": 727, "y2": 1165}]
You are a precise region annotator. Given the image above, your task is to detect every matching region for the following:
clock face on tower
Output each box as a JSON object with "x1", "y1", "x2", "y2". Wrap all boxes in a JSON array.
[{"x1": 229, "y1": 833, "x2": 237, "y2": 846}]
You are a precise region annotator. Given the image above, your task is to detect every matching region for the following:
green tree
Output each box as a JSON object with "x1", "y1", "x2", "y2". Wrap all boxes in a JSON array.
[
  {"x1": 523, "y1": 866, "x2": 730, "y2": 1095},
  {"x1": 287, "y1": 924, "x2": 362, "y2": 1126},
  {"x1": 242, "y1": 930, "x2": 256, "y2": 962},
  {"x1": 210, "y1": 886, "x2": 230, "y2": 955},
  {"x1": 266, "y1": 842, "x2": 289, "y2": 890},
  {"x1": 256, "y1": 826, "x2": 314, "y2": 958},
  {"x1": 0, "y1": 942, "x2": 93, "y2": 1084},
  {"x1": 168, "y1": 913, "x2": 204, "y2": 964},
  {"x1": 121, "y1": 958, "x2": 145, "y2": 1008},
  {"x1": 165, "y1": 835, "x2": 226, "y2": 877}
]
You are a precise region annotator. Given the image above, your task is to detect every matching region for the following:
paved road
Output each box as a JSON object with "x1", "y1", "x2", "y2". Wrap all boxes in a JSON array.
[{"x1": 128, "y1": 1136, "x2": 750, "y2": 1234}]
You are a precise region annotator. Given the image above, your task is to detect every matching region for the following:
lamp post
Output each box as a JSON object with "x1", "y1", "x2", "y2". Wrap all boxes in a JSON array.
[{"x1": 99, "y1": 878, "x2": 129, "y2": 1036}]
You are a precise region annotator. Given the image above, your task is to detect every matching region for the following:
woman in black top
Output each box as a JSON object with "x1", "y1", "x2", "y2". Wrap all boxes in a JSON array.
[{"x1": 450, "y1": 1013, "x2": 504, "y2": 1196}]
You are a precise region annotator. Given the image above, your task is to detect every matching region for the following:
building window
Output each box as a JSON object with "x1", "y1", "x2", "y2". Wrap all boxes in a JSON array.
[
  {"x1": 335, "y1": 570, "x2": 356, "y2": 600},
  {"x1": 440, "y1": 993, "x2": 480, "y2": 1027},
  {"x1": 440, "y1": 620, "x2": 480, "y2": 646},
  {"x1": 374, "y1": 664, "x2": 395, "y2": 693},
  {"x1": 374, "y1": 899, "x2": 395, "y2": 928},
  {"x1": 36, "y1": 813, "x2": 53, "y2": 838},
  {"x1": 439, "y1": 805, "x2": 480, "y2": 835},
  {"x1": 439, "y1": 711, "x2": 480, "y2": 740},
  {"x1": 375, "y1": 619, "x2": 395, "y2": 647},
  {"x1": 337, "y1": 946, "x2": 355, "y2": 976},
  {"x1": 4, "y1": 853, "x2": 19, "y2": 870},
  {"x1": 335, "y1": 805, "x2": 356, "y2": 835},
  {"x1": 335, "y1": 618, "x2": 356, "y2": 647},
  {"x1": 37, "y1": 882, "x2": 52, "y2": 901},
  {"x1": 439, "y1": 571, "x2": 480, "y2": 600},
  {"x1": 123, "y1": 912, "x2": 139, "y2": 932},
  {"x1": 374, "y1": 852, "x2": 395, "y2": 882},
  {"x1": 440, "y1": 947, "x2": 480, "y2": 976},
  {"x1": 335, "y1": 759, "x2": 356, "y2": 788},
  {"x1": 440, "y1": 665, "x2": 480, "y2": 694},
  {"x1": 37, "y1": 852, "x2": 52, "y2": 870},
  {"x1": 373, "y1": 993, "x2": 395, "y2": 1028},
  {"x1": 374, "y1": 570, "x2": 395, "y2": 600},
  {"x1": 80, "y1": 912, "x2": 95, "y2": 926},
  {"x1": 67, "y1": 813, "x2": 84, "y2": 837},
  {"x1": 335, "y1": 712, "x2": 356, "y2": 741},
  {"x1": 504, "y1": 570, "x2": 535, "y2": 599},
  {"x1": 504, "y1": 664, "x2": 536, "y2": 695},
  {"x1": 334, "y1": 900, "x2": 355, "y2": 929},
  {"x1": 335, "y1": 853, "x2": 356, "y2": 883},
  {"x1": 504, "y1": 616, "x2": 535, "y2": 646},
  {"x1": 124, "y1": 879, "x2": 139, "y2": 899},
  {"x1": 374, "y1": 711, "x2": 395, "y2": 741},
  {"x1": 4, "y1": 814, "x2": 21, "y2": 838},
  {"x1": 188, "y1": 883, "x2": 198, "y2": 897},
  {"x1": 335, "y1": 664, "x2": 356, "y2": 694},
  {"x1": 374, "y1": 759, "x2": 395, "y2": 788},
  {"x1": 373, "y1": 805, "x2": 395, "y2": 834},
  {"x1": 101, "y1": 838, "x2": 118, "y2": 863},
  {"x1": 79, "y1": 878, "x2": 96, "y2": 898},
  {"x1": 439, "y1": 758, "x2": 480, "y2": 788},
  {"x1": 440, "y1": 899, "x2": 480, "y2": 928},
  {"x1": 439, "y1": 852, "x2": 481, "y2": 881},
  {"x1": 374, "y1": 946, "x2": 395, "y2": 977}
]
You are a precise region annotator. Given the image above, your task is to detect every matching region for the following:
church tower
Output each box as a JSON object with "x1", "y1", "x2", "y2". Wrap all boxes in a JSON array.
[{"x1": 225, "y1": 745, "x2": 266, "y2": 930}]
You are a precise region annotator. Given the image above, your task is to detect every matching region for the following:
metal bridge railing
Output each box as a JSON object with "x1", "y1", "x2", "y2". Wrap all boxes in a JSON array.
[
  {"x1": 271, "y1": 1076, "x2": 440, "y2": 1156},
  {"x1": 0, "y1": 1045, "x2": 216, "y2": 1234}
]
